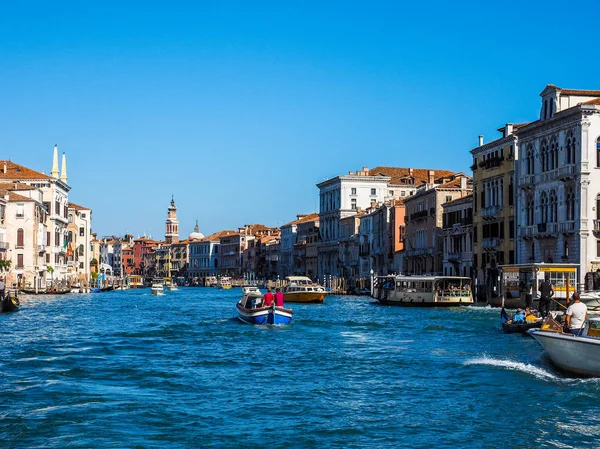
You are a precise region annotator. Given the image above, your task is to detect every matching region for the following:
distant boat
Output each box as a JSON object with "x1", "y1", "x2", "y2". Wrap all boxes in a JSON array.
[
  {"x1": 151, "y1": 279, "x2": 165, "y2": 296},
  {"x1": 282, "y1": 276, "x2": 326, "y2": 304},
  {"x1": 236, "y1": 290, "x2": 292, "y2": 325},
  {"x1": 219, "y1": 277, "x2": 232, "y2": 290},
  {"x1": 529, "y1": 317, "x2": 600, "y2": 376}
]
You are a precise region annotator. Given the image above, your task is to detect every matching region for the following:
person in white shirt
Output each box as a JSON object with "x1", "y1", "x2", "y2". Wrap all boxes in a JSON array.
[{"x1": 565, "y1": 292, "x2": 588, "y2": 335}]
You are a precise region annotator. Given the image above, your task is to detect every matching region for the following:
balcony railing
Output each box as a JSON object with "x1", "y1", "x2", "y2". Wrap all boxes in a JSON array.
[
  {"x1": 559, "y1": 221, "x2": 576, "y2": 233},
  {"x1": 478, "y1": 156, "x2": 504, "y2": 170},
  {"x1": 409, "y1": 209, "x2": 429, "y2": 221},
  {"x1": 482, "y1": 238, "x2": 502, "y2": 249},
  {"x1": 559, "y1": 164, "x2": 577, "y2": 180},
  {"x1": 37, "y1": 244, "x2": 46, "y2": 253},
  {"x1": 519, "y1": 174, "x2": 535, "y2": 188},
  {"x1": 0, "y1": 241, "x2": 8, "y2": 250},
  {"x1": 407, "y1": 247, "x2": 434, "y2": 257},
  {"x1": 537, "y1": 168, "x2": 559, "y2": 183},
  {"x1": 594, "y1": 220, "x2": 600, "y2": 232},
  {"x1": 519, "y1": 226, "x2": 536, "y2": 238},
  {"x1": 480, "y1": 206, "x2": 501, "y2": 219}
]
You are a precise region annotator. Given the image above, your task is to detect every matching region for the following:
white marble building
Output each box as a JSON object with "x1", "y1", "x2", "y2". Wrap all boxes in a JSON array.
[
  {"x1": 516, "y1": 84, "x2": 600, "y2": 286},
  {"x1": 316, "y1": 167, "x2": 391, "y2": 279}
]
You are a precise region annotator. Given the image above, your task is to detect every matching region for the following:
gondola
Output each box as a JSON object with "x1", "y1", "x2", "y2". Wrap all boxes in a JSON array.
[
  {"x1": 500, "y1": 307, "x2": 542, "y2": 334},
  {"x1": 1, "y1": 294, "x2": 20, "y2": 313}
]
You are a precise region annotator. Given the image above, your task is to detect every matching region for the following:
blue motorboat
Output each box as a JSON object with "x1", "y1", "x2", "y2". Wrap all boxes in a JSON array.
[{"x1": 236, "y1": 291, "x2": 293, "y2": 325}]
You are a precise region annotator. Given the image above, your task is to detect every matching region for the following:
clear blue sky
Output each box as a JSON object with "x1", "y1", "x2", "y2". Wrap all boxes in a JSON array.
[{"x1": 1, "y1": 1, "x2": 598, "y2": 238}]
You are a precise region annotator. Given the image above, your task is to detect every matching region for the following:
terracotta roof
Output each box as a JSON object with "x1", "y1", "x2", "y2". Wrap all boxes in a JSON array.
[
  {"x1": 0, "y1": 161, "x2": 50, "y2": 181},
  {"x1": 8, "y1": 192, "x2": 36, "y2": 202},
  {"x1": 559, "y1": 88, "x2": 600, "y2": 96},
  {"x1": 369, "y1": 166, "x2": 455, "y2": 186},
  {"x1": 392, "y1": 199, "x2": 405, "y2": 206},
  {"x1": 0, "y1": 182, "x2": 38, "y2": 191},
  {"x1": 436, "y1": 177, "x2": 472, "y2": 190},
  {"x1": 281, "y1": 213, "x2": 319, "y2": 227},
  {"x1": 197, "y1": 230, "x2": 237, "y2": 242},
  {"x1": 68, "y1": 202, "x2": 90, "y2": 211},
  {"x1": 581, "y1": 98, "x2": 600, "y2": 106},
  {"x1": 442, "y1": 193, "x2": 473, "y2": 207}
]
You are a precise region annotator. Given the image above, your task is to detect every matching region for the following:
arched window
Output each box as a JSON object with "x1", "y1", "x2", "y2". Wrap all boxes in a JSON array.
[
  {"x1": 566, "y1": 131, "x2": 575, "y2": 165},
  {"x1": 68, "y1": 231, "x2": 73, "y2": 243},
  {"x1": 540, "y1": 191, "x2": 548, "y2": 223},
  {"x1": 526, "y1": 196, "x2": 534, "y2": 226},
  {"x1": 549, "y1": 190, "x2": 557, "y2": 222},
  {"x1": 68, "y1": 213, "x2": 73, "y2": 224},
  {"x1": 17, "y1": 228, "x2": 24, "y2": 247},
  {"x1": 527, "y1": 144, "x2": 534, "y2": 175},
  {"x1": 550, "y1": 136, "x2": 558, "y2": 170},
  {"x1": 540, "y1": 139, "x2": 548, "y2": 172},
  {"x1": 79, "y1": 244, "x2": 84, "y2": 256}
]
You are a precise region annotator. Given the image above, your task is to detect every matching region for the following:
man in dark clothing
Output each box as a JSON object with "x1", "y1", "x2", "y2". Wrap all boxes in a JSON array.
[{"x1": 539, "y1": 277, "x2": 554, "y2": 318}]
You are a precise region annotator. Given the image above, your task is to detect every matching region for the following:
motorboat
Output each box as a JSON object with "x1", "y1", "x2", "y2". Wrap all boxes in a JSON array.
[
  {"x1": 165, "y1": 279, "x2": 179, "y2": 291},
  {"x1": 529, "y1": 317, "x2": 600, "y2": 377},
  {"x1": 282, "y1": 276, "x2": 326, "y2": 304},
  {"x1": 579, "y1": 290, "x2": 600, "y2": 311},
  {"x1": 236, "y1": 290, "x2": 293, "y2": 325},
  {"x1": 219, "y1": 277, "x2": 232, "y2": 290},
  {"x1": 151, "y1": 280, "x2": 165, "y2": 296},
  {"x1": 241, "y1": 285, "x2": 260, "y2": 294}
]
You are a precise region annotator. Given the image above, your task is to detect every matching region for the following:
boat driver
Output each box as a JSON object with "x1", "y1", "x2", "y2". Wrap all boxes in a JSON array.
[{"x1": 565, "y1": 292, "x2": 588, "y2": 335}]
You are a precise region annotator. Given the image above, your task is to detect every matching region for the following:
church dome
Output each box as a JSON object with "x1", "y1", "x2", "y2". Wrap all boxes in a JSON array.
[{"x1": 189, "y1": 221, "x2": 204, "y2": 239}]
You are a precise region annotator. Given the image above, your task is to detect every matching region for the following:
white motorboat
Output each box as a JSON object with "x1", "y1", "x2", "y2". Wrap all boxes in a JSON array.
[
  {"x1": 241, "y1": 285, "x2": 260, "y2": 294},
  {"x1": 579, "y1": 291, "x2": 600, "y2": 311},
  {"x1": 236, "y1": 291, "x2": 293, "y2": 325},
  {"x1": 529, "y1": 317, "x2": 600, "y2": 377},
  {"x1": 151, "y1": 280, "x2": 164, "y2": 296}
]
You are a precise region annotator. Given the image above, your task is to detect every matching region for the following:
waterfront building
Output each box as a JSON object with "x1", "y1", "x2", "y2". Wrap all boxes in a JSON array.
[
  {"x1": 389, "y1": 200, "x2": 406, "y2": 274},
  {"x1": 404, "y1": 173, "x2": 472, "y2": 275},
  {"x1": 1, "y1": 186, "x2": 49, "y2": 290},
  {"x1": 471, "y1": 126, "x2": 520, "y2": 299},
  {"x1": 515, "y1": 84, "x2": 600, "y2": 286},
  {"x1": 122, "y1": 245, "x2": 134, "y2": 277},
  {"x1": 165, "y1": 197, "x2": 179, "y2": 244},
  {"x1": 279, "y1": 213, "x2": 319, "y2": 278},
  {"x1": 90, "y1": 233, "x2": 100, "y2": 273},
  {"x1": 265, "y1": 237, "x2": 280, "y2": 279},
  {"x1": 155, "y1": 244, "x2": 171, "y2": 278},
  {"x1": 67, "y1": 202, "x2": 92, "y2": 287},
  {"x1": 189, "y1": 230, "x2": 232, "y2": 283},
  {"x1": 338, "y1": 214, "x2": 362, "y2": 288},
  {"x1": 293, "y1": 215, "x2": 320, "y2": 278},
  {"x1": 131, "y1": 237, "x2": 159, "y2": 277},
  {"x1": 358, "y1": 208, "x2": 375, "y2": 280},
  {"x1": 0, "y1": 148, "x2": 71, "y2": 283},
  {"x1": 316, "y1": 167, "x2": 391, "y2": 279},
  {"x1": 0, "y1": 194, "x2": 7, "y2": 263},
  {"x1": 441, "y1": 195, "x2": 474, "y2": 278}
]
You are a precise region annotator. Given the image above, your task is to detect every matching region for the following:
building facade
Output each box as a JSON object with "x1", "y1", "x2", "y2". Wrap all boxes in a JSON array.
[{"x1": 441, "y1": 195, "x2": 473, "y2": 278}]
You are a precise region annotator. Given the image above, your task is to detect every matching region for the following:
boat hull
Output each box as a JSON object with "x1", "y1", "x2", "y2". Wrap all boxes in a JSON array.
[
  {"x1": 529, "y1": 329, "x2": 600, "y2": 376},
  {"x1": 237, "y1": 305, "x2": 293, "y2": 325},
  {"x1": 502, "y1": 321, "x2": 542, "y2": 334},
  {"x1": 0, "y1": 295, "x2": 19, "y2": 313},
  {"x1": 283, "y1": 292, "x2": 325, "y2": 304}
]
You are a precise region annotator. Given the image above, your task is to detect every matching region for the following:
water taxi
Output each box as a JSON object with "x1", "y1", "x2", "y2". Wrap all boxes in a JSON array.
[
  {"x1": 236, "y1": 290, "x2": 293, "y2": 325},
  {"x1": 164, "y1": 278, "x2": 178, "y2": 291},
  {"x1": 374, "y1": 275, "x2": 473, "y2": 306},
  {"x1": 282, "y1": 276, "x2": 326, "y2": 304},
  {"x1": 219, "y1": 277, "x2": 232, "y2": 289},
  {"x1": 529, "y1": 317, "x2": 600, "y2": 377},
  {"x1": 151, "y1": 279, "x2": 164, "y2": 296}
]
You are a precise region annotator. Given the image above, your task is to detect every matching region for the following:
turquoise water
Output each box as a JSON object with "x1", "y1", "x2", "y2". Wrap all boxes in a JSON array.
[{"x1": 1, "y1": 288, "x2": 599, "y2": 448}]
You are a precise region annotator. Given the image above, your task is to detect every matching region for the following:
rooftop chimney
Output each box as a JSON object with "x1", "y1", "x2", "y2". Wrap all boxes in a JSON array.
[
  {"x1": 428, "y1": 170, "x2": 435, "y2": 184},
  {"x1": 409, "y1": 168, "x2": 413, "y2": 176},
  {"x1": 3, "y1": 162, "x2": 6, "y2": 174},
  {"x1": 505, "y1": 124, "x2": 513, "y2": 136},
  {"x1": 478, "y1": 136, "x2": 484, "y2": 147},
  {"x1": 460, "y1": 176, "x2": 467, "y2": 190}
]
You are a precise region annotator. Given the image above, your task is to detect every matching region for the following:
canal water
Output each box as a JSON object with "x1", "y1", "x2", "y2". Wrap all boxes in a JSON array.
[{"x1": 1, "y1": 288, "x2": 599, "y2": 448}]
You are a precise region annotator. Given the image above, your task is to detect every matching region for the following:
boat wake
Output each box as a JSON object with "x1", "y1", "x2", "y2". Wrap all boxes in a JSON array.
[{"x1": 465, "y1": 356, "x2": 558, "y2": 381}]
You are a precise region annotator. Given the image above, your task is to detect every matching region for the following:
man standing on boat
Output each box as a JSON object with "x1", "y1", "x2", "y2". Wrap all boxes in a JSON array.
[
  {"x1": 565, "y1": 292, "x2": 588, "y2": 335},
  {"x1": 539, "y1": 276, "x2": 554, "y2": 318},
  {"x1": 275, "y1": 288, "x2": 284, "y2": 307},
  {"x1": 263, "y1": 288, "x2": 274, "y2": 307}
]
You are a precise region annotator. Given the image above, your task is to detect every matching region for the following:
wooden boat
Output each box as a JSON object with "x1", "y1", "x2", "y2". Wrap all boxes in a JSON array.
[
  {"x1": 237, "y1": 291, "x2": 293, "y2": 325},
  {"x1": 373, "y1": 275, "x2": 473, "y2": 307},
  {"x1": 500, "y1": 307, "x2": 543, "y2": 334},
  {"x1": 282, "y1": 276, "x2": 326, "y2": 304},
  {"x1": 529, "y1": 317, "x2": 600, "y2": 377},
  {"x1": 1, "y1": 293, "x2": 20, "y2": 313}
]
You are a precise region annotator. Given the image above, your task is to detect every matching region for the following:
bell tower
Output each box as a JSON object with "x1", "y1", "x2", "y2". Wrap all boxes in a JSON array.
[{"x1": 165, "y1": 196, "x2": 179, "y2": 244}]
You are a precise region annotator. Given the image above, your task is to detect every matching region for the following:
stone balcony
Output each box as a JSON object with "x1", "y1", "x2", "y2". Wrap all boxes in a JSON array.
[
  {"x1": 407, "y1": 247, "x2": 434, "y2": 257},
  {"x1": 480, "y1": 206, "x2": 501, "y2": 220},
  {"x1": 0, "y1": 241, "x2": 9, "y2": 250},
  {"x1": 482, "y1": 237, "x2": 503, "y2": 249},
  {"x1": 558, "y1": 164, "x2": 577, "y2": 181},
  {"x1": 519, "y1": 174, "x2": 535, "y2": 189}
]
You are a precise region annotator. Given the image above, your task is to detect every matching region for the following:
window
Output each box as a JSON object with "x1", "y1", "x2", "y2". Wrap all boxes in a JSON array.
[
  {"x1": 508, "y1": 177, "x2": 514, "y2": 206},
  {"x1": 389, "y1": 190, "x2": 394, "y2": 196},
  {"x1": 16, "y1": 203, "x2": 24, "y2": 218},
  {"x1": 68, "y1": 214, "x2": 73, "y2": 223},
  {"x1": 16, "y1": 228, "x2": 24, "y2": 248},
  {"x1": 17, "y1": 254, "x2": 23, "y2": 268},
  {"x1": 81, "y1": 213, "x2": 86, "y2": 218},
  {"x1": 371, "y1": 188, "x2": 376, "y2": 195},
  {"x1": 401, "y1": 191, "x2": 406, "y2": 197},
  {"x1": 46, "y1": 253, "x2": 50, "y2": 263},
  {"x1": 351, "y1": 188, "x2": 356, "y2": 195},
  {"x1": 445, "y1": 195, "x2": 452, "y2": 203},
  {"x1": 351, "y1": 198, "x2": 357, "y2": 210},
  {"x1": 79, "y1": 227, "x2": 85, "y2": 237},
  {"x1": 509, "y1": 220, "x2": 514, "y2": 239},
  {"x1": 55, "y1": 201, "x2": 60, "y2": 216},
  {"x1": 597, "y1": 239, "x2": 600, "y2": 258}
]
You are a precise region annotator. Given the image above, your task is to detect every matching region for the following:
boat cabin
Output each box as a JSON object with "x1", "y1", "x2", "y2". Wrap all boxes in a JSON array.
[
  {"x1": 374, "y1": 275, "x2": 473, "y2": 306},
  {"x1": 240, "y1": 292, "x2": 263, "y2": 309}
]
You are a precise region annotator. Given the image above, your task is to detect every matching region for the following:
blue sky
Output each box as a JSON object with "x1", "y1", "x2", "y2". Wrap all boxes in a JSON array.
[{"x1": 1, "y1": 1, "x2": 598, "y2": 238}]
